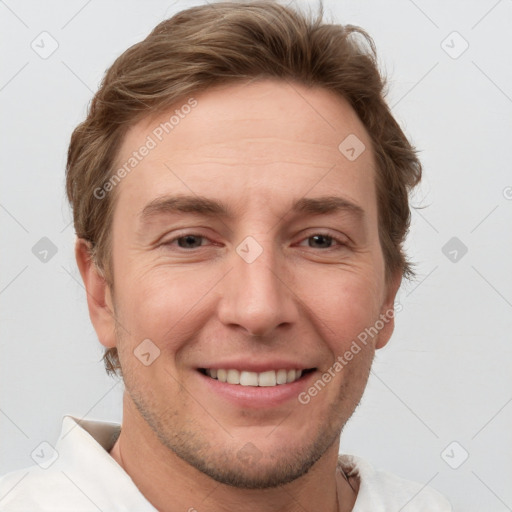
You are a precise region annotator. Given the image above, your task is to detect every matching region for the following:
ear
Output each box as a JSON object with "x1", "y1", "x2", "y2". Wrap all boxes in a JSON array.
[
  {"x1": 75, "y1": 238, "x2": 116, "y2": 349},
  {"x1": 375, "y1": 269, "x2": 402, "y2": 350}
]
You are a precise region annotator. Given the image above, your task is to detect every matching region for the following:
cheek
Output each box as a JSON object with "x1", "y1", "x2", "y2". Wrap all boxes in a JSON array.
[
  {"x1": 114, "y1": 264, "x2": 218, "y2": 349},
  {"x1": 300, "y1": 266, "x2": 382, "y2": 345}
]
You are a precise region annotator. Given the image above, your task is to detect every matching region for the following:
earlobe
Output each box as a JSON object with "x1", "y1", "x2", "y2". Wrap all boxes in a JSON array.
[
  {"x1": 375, "y1": 269, "x2": 402, "y2": 350},
  {"x1": 75, "y1": 238, "x2": 116, "y2": 349}
]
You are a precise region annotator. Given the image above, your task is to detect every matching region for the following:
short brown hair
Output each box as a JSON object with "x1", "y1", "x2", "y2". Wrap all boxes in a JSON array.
[{"x1": 66, "y1": 0, "x2": 422, "y2": 377}]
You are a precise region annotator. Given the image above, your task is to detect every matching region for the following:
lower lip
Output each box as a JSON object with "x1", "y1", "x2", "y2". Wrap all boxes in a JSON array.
[{"x1": 197, "y1": 370, "x2": 316, "y2": 409}]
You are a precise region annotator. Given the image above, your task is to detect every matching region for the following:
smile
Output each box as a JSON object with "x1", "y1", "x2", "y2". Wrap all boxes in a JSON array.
[{"x1": 199, "y1": 368, "x2": 314, "y2": 387}]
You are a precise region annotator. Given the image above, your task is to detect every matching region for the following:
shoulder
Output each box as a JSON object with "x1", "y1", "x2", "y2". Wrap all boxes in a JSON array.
[
  {"x1": 338, "y1": 454, "x2": 452, "y2": 511},
  {"x1": 0, "y1": 415, "x2": 125, "y2": 511},
  {"x1": 0, "y1": 466, "x2": 89, "y2": 511}
]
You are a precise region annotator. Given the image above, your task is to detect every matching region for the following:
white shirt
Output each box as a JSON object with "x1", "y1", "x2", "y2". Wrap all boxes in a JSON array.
[{"x1": 0, "y1": 415, "x2": 452, "y2": 511}]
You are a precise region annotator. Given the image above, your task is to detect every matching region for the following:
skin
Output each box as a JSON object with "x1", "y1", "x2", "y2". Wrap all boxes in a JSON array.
[{"x1": 76, "y1": 79, "x2": 401, "y2": 512}]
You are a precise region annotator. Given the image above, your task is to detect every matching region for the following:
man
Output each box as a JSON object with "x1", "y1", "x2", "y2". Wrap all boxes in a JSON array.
[{"x1": 0, "y1": 1, "x2": 452, "y2": 510}]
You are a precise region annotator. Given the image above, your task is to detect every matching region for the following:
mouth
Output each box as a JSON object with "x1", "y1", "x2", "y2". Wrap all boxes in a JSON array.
[{"x1": 198, "y1": 368, "x2": 316, "y2": 387}]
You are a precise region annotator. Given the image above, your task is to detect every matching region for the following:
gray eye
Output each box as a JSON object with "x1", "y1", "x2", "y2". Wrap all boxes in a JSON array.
[
  {"x1": 308, "y1": 234, "x2": 333, "y2": 249},
  {"x1": 177, "y1": 235, "x2": 204, "y2": 248}
]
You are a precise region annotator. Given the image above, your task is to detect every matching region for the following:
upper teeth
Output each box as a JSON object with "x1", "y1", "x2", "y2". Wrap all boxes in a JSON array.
[{"x1": 206, "y1": 368, "x2": 303, "y2": 386}]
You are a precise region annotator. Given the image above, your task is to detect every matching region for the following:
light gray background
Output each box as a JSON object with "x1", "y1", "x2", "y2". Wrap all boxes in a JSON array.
[{"x1": 1, "y1": 0, "x2": 511, "y2": 510}]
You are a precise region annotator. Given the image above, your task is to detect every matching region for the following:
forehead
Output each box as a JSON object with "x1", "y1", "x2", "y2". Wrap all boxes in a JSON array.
[{"x1": 112, "y1": 79, "x2": 377, "y2": 222}]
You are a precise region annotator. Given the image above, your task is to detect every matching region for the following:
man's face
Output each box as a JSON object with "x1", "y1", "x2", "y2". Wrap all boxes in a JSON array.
[{"x1": 97, "y1": 79, "x2": 399, "y2": 487}]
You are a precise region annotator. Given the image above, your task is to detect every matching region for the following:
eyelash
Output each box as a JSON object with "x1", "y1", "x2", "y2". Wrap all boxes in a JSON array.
[{"x1": 163, "y1": 232, "x2": 348, "y2": 250}]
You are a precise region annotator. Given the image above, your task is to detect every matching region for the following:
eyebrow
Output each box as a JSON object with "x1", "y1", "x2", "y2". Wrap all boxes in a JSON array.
[{"x1": 140, "y1": 194, "x2": 365, "y2": 222}]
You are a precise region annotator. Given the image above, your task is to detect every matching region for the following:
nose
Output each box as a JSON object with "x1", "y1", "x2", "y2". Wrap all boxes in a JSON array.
[{"x1": 216, "y1": 238, "x2": 299, "y2": 338}]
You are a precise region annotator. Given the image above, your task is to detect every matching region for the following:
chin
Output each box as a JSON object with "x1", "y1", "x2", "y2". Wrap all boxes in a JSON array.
[{"x1": 173, "y1": 436, "x2": 337, "y2": 490}]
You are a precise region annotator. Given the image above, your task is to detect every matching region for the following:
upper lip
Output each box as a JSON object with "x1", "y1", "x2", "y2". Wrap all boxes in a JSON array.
[{"x1": 197, "y1": 360, "x2": 315, "y2": 373}]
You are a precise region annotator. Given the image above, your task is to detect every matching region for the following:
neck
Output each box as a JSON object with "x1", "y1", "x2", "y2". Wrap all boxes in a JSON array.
[{"x1": 109, "y1": 394, "x2": 357, "y2": 512}]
